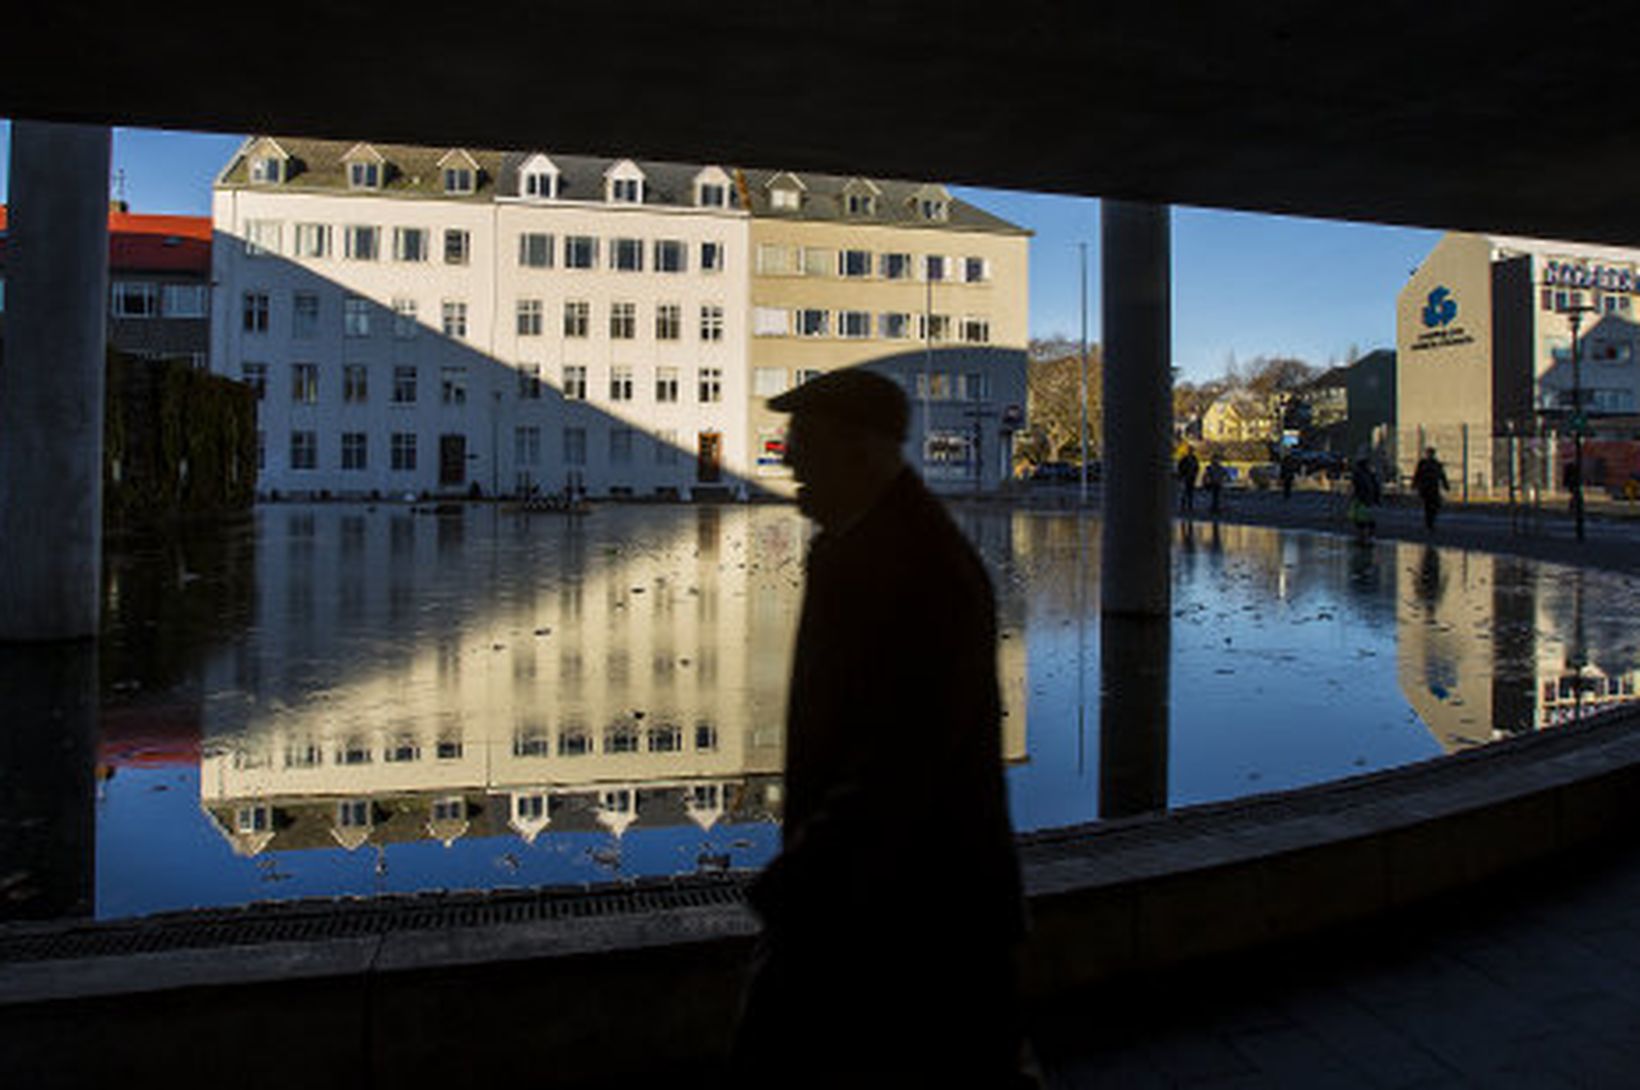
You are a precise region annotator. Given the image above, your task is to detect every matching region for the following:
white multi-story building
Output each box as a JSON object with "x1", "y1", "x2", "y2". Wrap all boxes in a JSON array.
[
  {"x1": 211, "y1": 137, "x2": 1030, "y2": 499},
  {"x1": 213, "y1": 137, "x2": 751, "y2": 499}
]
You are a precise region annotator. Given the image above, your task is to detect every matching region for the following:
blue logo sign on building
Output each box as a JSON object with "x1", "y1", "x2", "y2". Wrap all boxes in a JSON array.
[{"x1": 1422, "y1": 286, "x2": 1458, "y2": 329}]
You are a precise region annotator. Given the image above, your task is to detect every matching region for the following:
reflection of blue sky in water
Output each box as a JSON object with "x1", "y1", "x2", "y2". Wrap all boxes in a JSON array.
[{"x1": 95, "y1": 505, "x2": 1640, "y2": 919}]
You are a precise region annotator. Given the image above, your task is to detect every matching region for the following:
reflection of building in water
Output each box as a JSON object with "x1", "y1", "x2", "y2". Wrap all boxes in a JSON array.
[
  {"x1": 1395, "y1": 545, "x2": 1640, "y2": 751},
  {"x1": 201, "y1": 505, "x2": 1027, "y2": 856}
]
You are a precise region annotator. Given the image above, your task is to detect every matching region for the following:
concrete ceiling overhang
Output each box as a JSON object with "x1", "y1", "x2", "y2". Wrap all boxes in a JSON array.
[{"x1": 3, "y1": 3, "x2": 1636, "y2": 243}]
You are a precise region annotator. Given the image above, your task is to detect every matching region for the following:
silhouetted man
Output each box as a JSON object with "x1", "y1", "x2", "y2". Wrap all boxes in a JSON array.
[
  {"x1": 1412, "y1": 447, "x2": 1449, "y2": 532},
  {"x1": 1177, "y1": 448, "x2": 1199, "y2": 512},
  {"x1": 733, "y1": 369, "x2": 1028, "y2": 1086}
]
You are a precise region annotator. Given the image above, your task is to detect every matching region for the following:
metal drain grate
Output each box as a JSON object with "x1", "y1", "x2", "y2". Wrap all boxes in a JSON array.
[{"x1": 0, "y1": 873, "x2": 753, "y2": 964}]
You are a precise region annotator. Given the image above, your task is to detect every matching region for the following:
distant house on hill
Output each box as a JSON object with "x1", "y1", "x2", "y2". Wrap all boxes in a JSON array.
[{"x1": 1201, "y1": 390, "x2": 1276, "y2": 443}]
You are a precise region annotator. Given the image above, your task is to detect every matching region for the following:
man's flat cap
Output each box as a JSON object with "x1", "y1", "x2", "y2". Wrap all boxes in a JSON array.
[{"x1": 766, "y1": 368, "x2": 909, "y2": 442}]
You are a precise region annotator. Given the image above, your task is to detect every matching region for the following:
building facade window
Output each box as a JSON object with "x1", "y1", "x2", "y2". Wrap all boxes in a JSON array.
[
  {"x1": 960, "y1": 316, "x2": 991, "y2": 343},
  {"x1": 611, "y1": 177, "x2": 642, "y2": 203},
  {"x1": 442, "y1": 300, "x2": 468, "y2": 338},
  {"x1": 700, "y1": 304, "x2": 724, "y2": 342},
  {"x1": 846, "y1": 193, "x2": 875, "y2": 216},
  {"x1": 610, "y1": 301, "x2": 636, "y2": 340},
  {"x1": 441, "y1": 366, "x2": 468, "y2": 405},
  {"x1": 962, "y1": 372, "x2": 991, "y2": 401},
  {"x1": 392, "y1": 297, "x2": 417, "y2": 338},
  {"x1": 610, "y1": 427, "x2": 635, "y2": 465},
  {"x1": 565, "y1": 235, "x2": 597, "y2": 269},
  {"x1": 344, "y1": 296, "x2": 371, "y2": 337},
  {"x1": 295, "y1": 222, "x2": 330, "y2": 258},
  {"x1": 797, "y1": 309, "x2": 829, "y2": 337},
  {"x1": 241, "y1": 362, "x2": 267, "y2": 398},
  {"x1": 392, "y1": 365, "x2": 418, "y2": 404},
  {"x1": 290, "y1": 430, "x2": 318, "y2": 470},
  {"x1": 518, "y1": 233, "x2": 553, "y2": 268},
  {"x1": 839, "y1": 310, "x2": 871, "y2": 338},
  {"x1": 753, "y1": 307, "x2": 790, "y2": 337},
  {"x1": 698, "y1": 367, "x2": 722, "y2": 402},
  {"x1": 655, "y1": 239, "x2": 686, "y2": 273},
  {"x1": 291, "y1": 291, "x2": 319, "y2": 338},
  {"x1": 563, "y1": 365, "x2": 587, "y2": 400},
  {"x1": 343, "y1": 364, "x2": 368, "y2": 403},
  {"x1": 444, "y1": 229, "x2": 470, "y2": 265},
  {"x1": 563, "y1": 426, "x2": 587, "y2": 465},
  {"x1": 249, "y1": 156, "x2": 284, "y2": 184},
  {"x1": 880, "y1": 252, "x2": 911, "y2": 279},
  {"x1": 348, "y1": 161, "x2": 380, "y2": 189},
  {"x1": 244, "y1": 220, "x2": 281, "y2": 257},
  {"x1": 612, "y1": 237, "x2": 644, "y2": 272},
  {"x1": 517, "y1": 298, "x2": 543, "y2": 336},
  {"x1": 701, "y1": 241, "x2": 724, "y2": 273},
  {"x1": 518, "y1": 363, "x2": 542, "y2": 399},
  {"x1": 341, "y1": 432, "x2": 368, "y2": 470},
  {"x1": 655, "y1": 366, "x2": 679, "y2": 403},
  {"x1": 656, "y1": 303, "x2": 681, "y2": 341},
  {"x1": 802, "y1": 247, "x2": 833, "y2": 277},
  {"x1": 754, "y1": 367, "x2": 788, "y2": 397},
  {"x1": 756, "y1": 244, "x2": 793, "y2": 275},
  {"x1": 391, "y1": 432, "x2": 417, "y2": 470},
  {"x1": 964, "y1": 257, "x2": 990, "y2": 283},
  {"x1": 839, "y1": 249, "x2": 871, "y2": 277},
  {"x1": 524, "y1": 171, "x2": 555, "y2": 198},
  {"x1": 879, "y1": 312, "x2": 911, "y2": 339},
  {"x1": 515, "y1": 425, "x2": 542, "y2": 465},
  {"x1": 442, "y1": 167, "x2": 474, "y2": 194},
  {"x1": 392, "y1": 227, "x2": 428, "y2": 262},
  {"x1": 920, "y1": 313, "x2": 951, "y2": 342},
  {"x1": 564, "y1": 300, "x2": 590, "y2": 338},
  {"x1": 242, "y1": 291, "x2": 269, "y2": 333},
  {"x1": 291, "y1": 363, "x2": 318, "y2": 403},
  {"x1": 698, "y1": 183, "x2": 727, "y2": 207},
  {"x1": 112, "y1": 281, "x2": 158, "y2": 318},
  {"x1": 610, "y1": 366, "x2": 634, "y2": 401},
  {"x1": 344, "y1": 225, "x2": 379, "y2": 261}
]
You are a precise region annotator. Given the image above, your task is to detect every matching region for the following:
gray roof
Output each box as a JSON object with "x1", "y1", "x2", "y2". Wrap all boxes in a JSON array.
[{"x1": 218, "y1": 136, "x2": 1028, "y2": 236}]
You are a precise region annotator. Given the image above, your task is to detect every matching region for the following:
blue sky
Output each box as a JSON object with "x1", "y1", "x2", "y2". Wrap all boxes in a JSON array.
[{"x1": 0, "y1": 121, "x2": 1442, "y2": 385}]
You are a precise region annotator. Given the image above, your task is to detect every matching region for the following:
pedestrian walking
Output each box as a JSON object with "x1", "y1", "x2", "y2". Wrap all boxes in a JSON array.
[
  {"x1": 1349, "y1": 455, "x2": 1382, "y2": 544},
  {"x1": 1204, "y1": 453, "x2": 1228, "y2": 517},
  {"x1": 1412, "y1": 447, "x2": 1449, "y2": 532},
  {"x1": 1279, "y1": 453, "x2": 1297, "y2": 500},
  {"x1": 1177, "y1": 449, "x2": 1200, "y2": 513}
]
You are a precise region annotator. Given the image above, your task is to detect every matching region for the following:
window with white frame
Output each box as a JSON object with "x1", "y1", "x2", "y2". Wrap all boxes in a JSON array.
[
  {"x1": 920, "y1": 198, "x2": 949, "y2": 221},
  {"x1": 249, "y1": 156, "x2": 284, "y2": 184},
  {"x1": 344, "y1": 225, "x2": 379, "y2": 261},
  {"x1": 753, "y1": 307, "x2": 790, "y2": 336},
  {"x1": 698, "y1": 182, "x2": 727, "y2": 207},
  {"x1": 523, "y1": 169, "x2": 556, "y2": 198},
  {"x1": 444, "y1": 228, "x2": 470, "y2": 265},
  {"x1": 770, "y1": 187, "x2": 800, "y2": 211},
  {"x1": 756, "y1": 243, "x2": 793, "y2": 275},
  {"x1": 915, "y1": 371, "x2": 953, "y2": 400},
  {"x1": 563, "y1": 365, "x2": 587, "y2": 400},
  {"x1": 341, "y1": 432, "x2": 367, "y2": 470},
  {"x1": 242, "y1": 290, "x2": 269, "y2": 333},
  {"x1": 235, "y1": 804, "x2": 270, "y2": 833},
  {"x1": 839, "y1": 250, "x2": 872, "y2": 278},
  {"x1": 753, "y1": 368, "x2": 788, "y2": 397},
  {"x1": 924, "y1": 254, "x2": 948, "y2": 281},
  {"x1": 392, "y1": 297, "x2": 417, "y2": 338},
  {"x1": 695, "y1": 723, "x2": 719, "y2": 750},
  {"x1": 441, "y1": 366, "x2": 467, "y2": 405},
  {"x1": 565, "y1": 235, "x2": 597, "y2": 269},
  {"x1": 294, "y1": 222, "x2": 331, "y2": 258},
  {"x1": 964, "y1": 257, "x2": 990, "y2": 283},
  {"x1": 241, "y1": 362, "x2": 267, "y2": 399},
  {"x1": 442, "y1": 300, "x2": 467, "y2": 339},
  {"x1": 656, "y1": 303, "x2": 681, "y2": 341},
  {"x1": 698, "y1": 367, "x2": 722, "y2": 402},
  {"x1": 647, "y1": 724, "x2": 681, "y2": 752},
  {"x1": 244, "y1": 219, "x2": 282, "y2": 257},
  {"x1": 654, "y1": 239, "x2": 686, "y2": 273},
  {"x1": 802, "y1": 247, "x2": 833, "y2": 277},
  {"x1": 518, "y1": 362, "x2": 542, "y2": 400},
  {"x1": 610, "y1": 301, "x2": 636, "y2": 340},
  {"x1": 391, "y1": 431, "x2": 417, "y2": 469},
  {"x1": 393, "y1": 227, "x2": 428, "y2": 262},
  {"x1": 920, "y1": 313, "x2": 951, "y2": 342},
  {"x1": 517, "y1": 298, "x2": 543, "y2": 336},
  {"x1": 392, "y1": 366, "x2": 417, "y2": 404},
  {"x1": 797, "y1": 309, "x2": 829, "y2": 337},
  {"x1": 961, "y1": 316, "x2": 991, "y2": 344},
  {"x1": 610, "y1": 427, "x2": 635, "y2": 465},
  {"x1": 291, "y1": 291, "x2": 319, "y2": 338},
  {"x1": 515, "y1": 424, "x2": 541, "y2": 464},
  {"x1": 442, "y1": 166, "x2": 474, "y2": 194},
  {"x1": 880, "y1": 252, "x2": 911, "y2": 279},
  {"x1": 112, "y1": 281, "x2": 158, "y2": 318},
  {"x1": 558, "y1": 726, "x2": 590, "y2": 756},
  {"x1": 432, "y1": 797, "x2": 465, "y2": 822},
  {"x1": 839, "y1": 310, "x2": 871, "y2": 338},
  {"x1": 344, "y1": 364, "x2": 368, "y2": 403},
  {"x1": 563, "y1": 426, "x2": 587, "y2": 465},
  {"x1": 344, "y1": 296, "x2": 371, "y2": 337},
  {"x1": 289, "y1": 430, "x2": 318, "y2": 470},
  {"x1": 610, "y1": 177, "x2": 643, "y2": 203},
  {"x1": 563, "y1": 299, "x2": 590, "y2": 338},
  {"x1": 612, "y1": 237, "x2": 644, "y2": 271},
  {"x1": 512, "y1": 726, "x2": 549, "y2": 758},
  {"x1": 518, "y1": 232, "x2": 553, "y2": 268},
  {"x1": 291, "y1": 363, "x2": 318, "y2": 403},
  {"x1": 795, "y1": 367, "x2": 824, "y2": 386},
  {"x1": 879, "y1": 312, "x2": 911, "y2": 339},
  {"x1": 962, "y1": 372, "x2": 990, "y2": 401},
  {"x1": 846, "y1": 192, "x2": 875, "y2": 216},
  {"x1": 348, "y1": 161, "x2": 380, "y2": 189},
  {"x1": 655, "y1": 367, "x2": 679, "y2": 403},
  {"x1": 700, "y1": 304, "x2": 724, "y2": 342},
  {"x1": 609, "y1": 365, "x2": 634, "y2": 402},
  {"x1": 701, "y1": 241, "x2": 724, "y2": 273}
]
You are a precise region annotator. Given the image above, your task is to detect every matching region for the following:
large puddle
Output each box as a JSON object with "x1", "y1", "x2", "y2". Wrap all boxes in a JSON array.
[{"x1": 82, "y1": 503, "x2": 1640, "y2": 919}]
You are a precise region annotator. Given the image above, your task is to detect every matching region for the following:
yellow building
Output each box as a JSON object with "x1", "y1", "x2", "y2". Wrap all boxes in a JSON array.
[{"x1": 742, "y1": 171, "x2": 1030, "y2": 494}]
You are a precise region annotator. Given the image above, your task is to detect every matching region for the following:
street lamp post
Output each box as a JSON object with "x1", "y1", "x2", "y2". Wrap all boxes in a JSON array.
[{"x1": 1563, "y1": 302, "x2": 1595, "y2": 543}]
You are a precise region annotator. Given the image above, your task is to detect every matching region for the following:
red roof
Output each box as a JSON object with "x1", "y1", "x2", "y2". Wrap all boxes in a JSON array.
[{"x1": 0, "y1": 205, "x2": 211, "y2": 274}]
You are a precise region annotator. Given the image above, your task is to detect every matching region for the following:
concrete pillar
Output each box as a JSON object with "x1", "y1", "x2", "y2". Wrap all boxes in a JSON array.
[
  {"x1": 1099, "y1": 200, "x2": 1172, "y2": 617},
  {"x1": 1097, "y1": 201, "x2": 1172, "y2": 818},
  {"x1": 0, "y1": 121, "x2": 111, "y2": 640}
]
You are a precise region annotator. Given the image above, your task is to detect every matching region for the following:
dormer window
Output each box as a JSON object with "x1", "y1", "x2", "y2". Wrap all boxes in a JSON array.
[
  {"x1": 920, "y1": 198, "x2": 949, "y2": 221},
  {"x1": 524, "y1": 171, "x2": 556, "y2": 198},
  {"x1": 437, "y1": 149, "x2": 480, "y2": 196},
  {"x1": 612, "y1": 177, "x2": 642, "y2": 203},
  {"x1": 443, "y1": 167, "x2": 474, "y2": 194},
  {"x1": 519, "y1": 152, "x2": 561, "y2": 201},
  {"x1": 699, "y1": 183, "x2": 727, "y2": 207},
  {"x1": 348, "y1": 161, "x2": 380, "y2": 189},
  {"x1": 910, "y1": 183, "x2": 952, "y2": 222},
  {"x1": 771, "y1": 188, "x2": 800, "y2": 211},
  {"x1": 848, "y1": 193, "x2": 875, "y2": 216},
  {"x1": 244, "y1": 138, "x2": 292, "y2": 185},
  {"x1": 766, "y1": 171, "x2": 807, "y2": 213},
  {"x1": 250, "y1": 157, "x2": 284, "y2": 184}
]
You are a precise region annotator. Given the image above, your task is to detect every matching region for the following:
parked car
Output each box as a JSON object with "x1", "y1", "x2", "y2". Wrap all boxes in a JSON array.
[{"x1": 1031, "y1": 461, "x2": 1100, "y2": 484}]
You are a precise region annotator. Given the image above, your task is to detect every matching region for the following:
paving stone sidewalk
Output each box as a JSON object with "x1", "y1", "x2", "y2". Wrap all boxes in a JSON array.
[{"x1": 1031, "y1": 834, "x2": 1640, "y2": 1088}]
